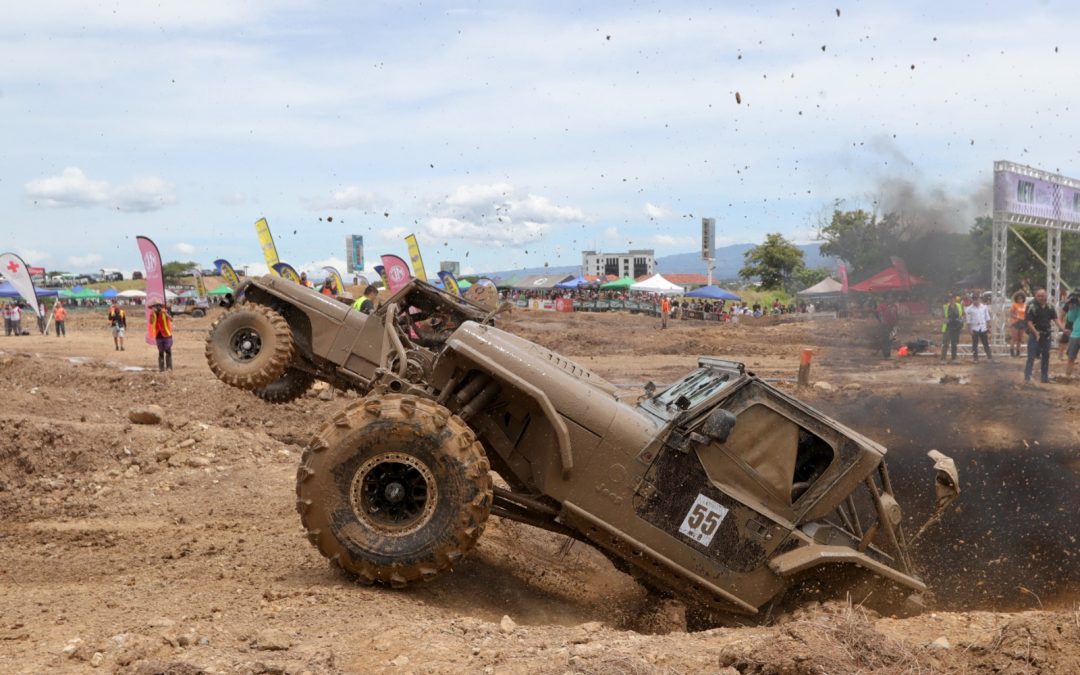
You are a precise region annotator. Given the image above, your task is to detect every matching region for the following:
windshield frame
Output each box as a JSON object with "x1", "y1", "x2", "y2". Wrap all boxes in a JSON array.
[{"x1": 639, "y1": 357, "x2": 747, "y2": 421}]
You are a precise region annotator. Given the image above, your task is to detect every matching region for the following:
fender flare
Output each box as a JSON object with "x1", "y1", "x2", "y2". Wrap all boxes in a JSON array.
[
  {"x1": 769, "y1": 544, "x2": 926, "y2": 593},
  {"x1": 445, "y1": 339, "x2": 573, "y2": 479}
]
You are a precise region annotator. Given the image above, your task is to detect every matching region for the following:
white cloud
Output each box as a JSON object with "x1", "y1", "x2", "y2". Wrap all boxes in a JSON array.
[
  {"x1": 651, "y1": 234, "x2": 695, "y2": 246},
  {"x1": 174, "y1": 242, "x2": 196, "y2": 254},
  {"x1": 110, "y1": 176, "x2": 177, "y2": 212},
  {"x1": 24, "y1": 168, "x2": 176, "y2": 212},
  {"x1": 376, "y1": 225, "x2": 409, "y2": 241},
  {"x1": 421, "y1": 183, "x2": 585, "y2": 247},
  {"x1": 311, "y1": 185, "x2": 379, "y2": 211},
  {"x1": 24, "y1": 168, "x2": 109, "y2": 208},
  {"x1": 644, "y1": 202, "x2": 669, "y2": 220},
  {"x1": 425, "y1": 216, "x2": 551, "y2": 247},
  {"x1": 220, "y1": 191, "x2": 246, "y2": 206},
  {"x1": 296, "y1": 257, "x2": 350, "y2": 277},
  {"x1": 238, "y1": 261, "x2": 270, "y2": 277},
  {"x1": 604, "y1": 226, "x2": 621, "y2": 239},
  {"x1": 68, "y1": 253, "x2": 103, "y2": 268},
  {"x1": 16, "y1": 249, "x2": 49, "y2": 263}
]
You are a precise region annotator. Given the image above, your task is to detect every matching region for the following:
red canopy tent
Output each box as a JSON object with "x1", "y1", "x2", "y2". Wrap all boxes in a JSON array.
[{"x1": 850, "y1": 266, "x2": 929, "y2": 293}]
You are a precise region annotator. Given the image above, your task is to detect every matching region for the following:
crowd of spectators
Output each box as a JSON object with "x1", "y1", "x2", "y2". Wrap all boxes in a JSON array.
[{"x1": 501, "y1": 288, "x2": 834, "y2": 322}]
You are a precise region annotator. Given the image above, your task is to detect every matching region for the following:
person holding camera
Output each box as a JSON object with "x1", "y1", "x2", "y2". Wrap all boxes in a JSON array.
[{"x1": 1024, "y1": 288, "x2": 1065, "y2": 383}]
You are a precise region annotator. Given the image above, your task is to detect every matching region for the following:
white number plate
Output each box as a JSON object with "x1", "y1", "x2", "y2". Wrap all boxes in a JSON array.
[{"x1": 678, "y1": 493, "x2": 729, "y2": 547}]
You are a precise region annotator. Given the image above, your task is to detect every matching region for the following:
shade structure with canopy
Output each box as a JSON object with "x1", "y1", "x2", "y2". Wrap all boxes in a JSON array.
[
  {"x1": 850, "y1": 266, "x2": 928, "y2": 293},
  {"x1": 796, "y1": 277, "x2": 844, "y2": 298},
  {"x1": 554, "y1": 276, "x2": 591, "y2": 289},
  {"x1": 207, "y1": 285, "x2": 233, "y2": 296},
  {"x1": 686, "y1": 285, "x2": 741, "y2": 301},
  {"x1": 0, "y1": 280, "x2": 58, "y2": 299},
  {"x1": 101, "y1": 287, "x2": 119, "y2": 299},
  {"x1": 66, "y1": 285, "x2": 102, "y2": 300},
  {"x1": 629, "y1": 274, "x2": 684, "y2": 295},
  {"x1": 456, "y1": 279, "x2": 473, "y2": 290},
  {"x1": 510, "y1": 274, "x2": 575, "y2": 290},
  {"x1": 117, "y1": 289, "x2": 147, "y2": 299},
  {"x1": 599, "y1": 276, "x2": 635, "y2": 290}
]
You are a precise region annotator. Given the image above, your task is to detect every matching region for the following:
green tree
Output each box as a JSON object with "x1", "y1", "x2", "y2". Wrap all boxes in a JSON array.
[
  {"x1": 162, "y1": 260, "x2": 200, "y2": 281},
  {"x1": 739, "y1": 233, "x2": 805, "y2": 290},
  {"x1": 817, "y1": 207, "x2": 901, "y2": 274},
  {"x1": 968, "y1": 217, "x2": 1080, "y2": 291},
  {"x1": 792, "y1": 265, "x2": 831, "y2": 292}
]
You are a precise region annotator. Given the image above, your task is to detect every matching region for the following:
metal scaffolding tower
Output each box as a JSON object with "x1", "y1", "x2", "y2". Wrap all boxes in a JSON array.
[{"x1": 990, "y1": 161, "x2": 1080, "y2": 344}]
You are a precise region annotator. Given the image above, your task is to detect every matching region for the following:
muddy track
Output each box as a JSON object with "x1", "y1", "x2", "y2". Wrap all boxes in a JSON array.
[{"x1": 0, "y1": 310, "x2": 1078, "y2": 673}]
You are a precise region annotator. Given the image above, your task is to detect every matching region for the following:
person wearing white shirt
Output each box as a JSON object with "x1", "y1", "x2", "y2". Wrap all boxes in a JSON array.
[{"x1": 965, "y1": 294, "x2": 992, "y2": 361}]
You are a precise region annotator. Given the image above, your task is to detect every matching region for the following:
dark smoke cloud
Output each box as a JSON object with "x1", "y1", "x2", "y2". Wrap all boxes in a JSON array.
[{"x1": 864, "y1": 134, "x2": 992, "y2": 236}]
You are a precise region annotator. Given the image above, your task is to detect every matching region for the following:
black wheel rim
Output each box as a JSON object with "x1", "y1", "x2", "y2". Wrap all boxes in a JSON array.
[
  {"x1": 229, "y1": 327, "x2": 262, "y2": 361},
  {"x1": 351, "y1": 452, "x2": 438, "y2": 535}
]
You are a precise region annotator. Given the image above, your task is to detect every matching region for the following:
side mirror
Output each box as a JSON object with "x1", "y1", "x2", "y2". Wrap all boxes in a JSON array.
[{"x1": 702, "y1": 408, "x2": 737, "y2": 443}]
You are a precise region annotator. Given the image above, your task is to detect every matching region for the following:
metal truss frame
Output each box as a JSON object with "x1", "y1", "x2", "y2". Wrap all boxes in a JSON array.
[{"x1": 990, "y1": 161, "x2": 1080, "y2": 345}]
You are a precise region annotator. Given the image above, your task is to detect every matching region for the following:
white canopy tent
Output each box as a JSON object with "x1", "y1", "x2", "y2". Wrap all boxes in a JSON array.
[
  {"x1": 117, "y1": 289, "x2": 146, "y2": 298},
  {"x1": 796, "y1": 277, "x2": 843, "y2": 297},
  {"x1": 630, "y1": 274, "x2": 685, "y2": 296}
]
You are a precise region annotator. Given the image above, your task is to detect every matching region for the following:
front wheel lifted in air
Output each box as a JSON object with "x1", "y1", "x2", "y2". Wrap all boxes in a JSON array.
[
  {"x1": 205, "y1": 304, "x2": 295, "y2": 390},
  {"x1": 295, "y1": 394, "x2": 492, "y2": 587}
]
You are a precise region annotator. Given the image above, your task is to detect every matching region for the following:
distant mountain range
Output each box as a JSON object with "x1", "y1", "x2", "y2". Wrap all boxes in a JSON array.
[{"x1": 480, "y1": 243, "x2": 830, "y2": 281}]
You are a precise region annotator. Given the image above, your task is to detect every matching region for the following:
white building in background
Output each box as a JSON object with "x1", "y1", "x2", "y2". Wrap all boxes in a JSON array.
[{"x1": 581, "y1": 249, "x2": 655, "y2": 279}]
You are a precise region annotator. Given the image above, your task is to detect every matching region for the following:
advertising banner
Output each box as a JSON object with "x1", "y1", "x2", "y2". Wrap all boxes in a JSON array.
[
  {"x1": 380, "y1": 255, "x2": 412, "y2": 294},
  {"x1": 272, "y1": 262, "x2": 302, "y2": 284},
  {"x1": 838, "y1": 262, "x2": 849, "y2": 294},
  {"x1": 994, "y1": 165, "x2": 1080, "y2": 226},
  {"x1": 191, "y1": 268, "x2": 207, "y2": 298},
  {"x1": 322, "y1": 266, "x2": 345, "y2": 294},
  {"x1": 702, "y1": 217, "x2": 716, "y2": 260},
  {"x1": 0, "y1": 252, "x2": 41, "y2": 315},
  {"x1": 404, "y1": 234, "x2": 428, "y2": 282},
  {"x1": 255, "y1": 218, "x2": 281, "y2": 275},
  {"x1": 346, "y1": 235, "x2": 364, "y2": 273},
  {"x1": 374, "y1": 265, "x2": 389, "y2": 288},
  {"x1": 437, "y1": 271, "x2": 462, "y2": 296},
  {"x1": 555, "y1": 297, "x2": 573, "y2": 313},
  {"x1": 136, "y1": 236, "x2": 165, "y2": 345},
  {"x1": 214, "y1": 259, "x2": 241, "y2": 288}
]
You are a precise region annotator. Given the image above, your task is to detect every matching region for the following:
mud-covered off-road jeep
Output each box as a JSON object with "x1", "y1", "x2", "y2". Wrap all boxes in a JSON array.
[{"x1": 206, "y1": 275, "x2": 959, "y2": 626}]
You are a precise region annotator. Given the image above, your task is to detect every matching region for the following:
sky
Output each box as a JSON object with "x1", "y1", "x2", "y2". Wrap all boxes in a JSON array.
[{"x1": 3, "y1": 0, "x2": 1080, "y2": 279}]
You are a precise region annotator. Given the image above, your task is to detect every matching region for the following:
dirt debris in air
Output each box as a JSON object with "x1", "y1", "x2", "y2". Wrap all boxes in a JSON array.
[{"x1": 0, "y1": 309, "x2": 1078, "y2": 673}]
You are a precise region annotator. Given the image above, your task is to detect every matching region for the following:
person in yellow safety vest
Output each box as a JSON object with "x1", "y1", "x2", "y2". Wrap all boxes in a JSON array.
[
  {"x1": 351, "y1": 285, "x2": 379, "y2": 314},
  {"x1": 940, "y1": 293, "x2": 964, "y2": 362},
  {"x1": 148, "y1": 302, "x2": 174, "y2": 371}
]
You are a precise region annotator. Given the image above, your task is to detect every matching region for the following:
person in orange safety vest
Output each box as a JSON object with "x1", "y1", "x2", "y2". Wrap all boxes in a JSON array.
[{"x1": 148, "y1": 303, "x2": 174, "y2": 371}]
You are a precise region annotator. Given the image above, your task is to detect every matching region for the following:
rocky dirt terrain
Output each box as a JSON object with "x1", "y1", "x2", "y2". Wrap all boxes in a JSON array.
[{"x1": 0, "y1": 308, "x2": 1077, "y2": 673}]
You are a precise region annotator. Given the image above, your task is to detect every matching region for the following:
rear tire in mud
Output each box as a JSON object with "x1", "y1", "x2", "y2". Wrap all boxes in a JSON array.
[
  {"x1": 253, "y1": 367, "x2": 316, "y2": 404},
  {"x1": 296, "y1": 394, "x2": 492, "y2": 587},
  {"x1": 205, "y1": 304, "x2": 294, "y2": 390}
]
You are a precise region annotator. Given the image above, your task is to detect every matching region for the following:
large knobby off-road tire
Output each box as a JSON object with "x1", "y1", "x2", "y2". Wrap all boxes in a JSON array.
[
  {"x1": 296, "y1": 394, "x2": 492, "y2": 587},
  {"x1": 252, "y1": 367, "x2": 317, "y2": 404},
  {"x1": 205, "y1": 304, "x2": 294, "y2": 390}
]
